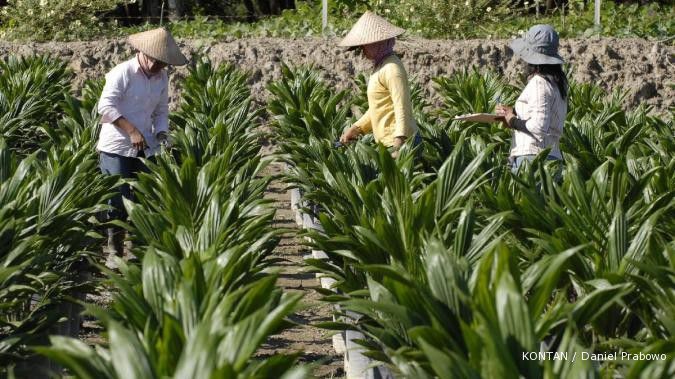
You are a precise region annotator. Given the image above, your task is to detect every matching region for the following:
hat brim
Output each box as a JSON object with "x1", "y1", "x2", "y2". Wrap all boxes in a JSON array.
[
  {"x1": 133, "y1": 50, "x2": 170, "y2": 66},
  {"x1": 510, "y1": 38, "x2": 564, "y2": 65},
  {"x1": 128, "y1": 34, "x2": 189, "y2": 66},
  {"x1": 338, "y1": 30, "x2": 404, "y2": 48},
  {"x1": 338, "y1": 11, "x2": 405, "y2": 48}
]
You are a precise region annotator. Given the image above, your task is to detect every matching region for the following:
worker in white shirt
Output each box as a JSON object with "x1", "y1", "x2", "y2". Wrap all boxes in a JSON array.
[
  {"x1": 97, "y1": 27, "x2": 187, "y2": 260},
  {"x1": 496, "y1": 24, "x2": 568, "y2": 173}
]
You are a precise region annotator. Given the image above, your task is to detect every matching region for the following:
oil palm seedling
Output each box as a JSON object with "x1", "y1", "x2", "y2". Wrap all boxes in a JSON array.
[
  {"x1": 172, "y1": 58, "x2": 251, "y2": 127},
  {"x1": 0, "y1": 138, "x2": 115, "y2": 376},
  {"x1": 267, "y1": 63, "x2": 350, "y2": 157},
  {"x1": 0, "y1": 59, "x2": 112, "y2": 377},
  {"x1": 0, "y1": 55, "x2": 72, "y2": 155},
  {"x1": 37, "y1": 247, "x2": 306, "y2": 379}
]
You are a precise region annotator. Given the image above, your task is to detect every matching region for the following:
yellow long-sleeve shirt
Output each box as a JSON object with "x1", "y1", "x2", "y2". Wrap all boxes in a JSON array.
[{"x1": 354, "y1": 55, "x2": 418, "y2": 147}]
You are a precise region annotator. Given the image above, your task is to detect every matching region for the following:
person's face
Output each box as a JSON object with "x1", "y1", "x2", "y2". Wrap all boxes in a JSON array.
[
  {"x1": 361, "y1": 44, "x2": 378, "y2": 60},
  {"x1": 139, "y1": 52, "x2": 167, "y2": 76}
]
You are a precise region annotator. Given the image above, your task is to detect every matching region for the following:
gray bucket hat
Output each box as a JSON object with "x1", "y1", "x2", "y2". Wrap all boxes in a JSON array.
[{"x1": 510, "y1": 24, "x2": 564, "y2": 65}]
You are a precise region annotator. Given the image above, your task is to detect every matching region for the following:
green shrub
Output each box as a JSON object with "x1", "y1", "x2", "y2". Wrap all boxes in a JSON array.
[
  {"x1": 371, "y1": 0, "x2": 516, "y2": 38},
  {"x1": 0, "y1": 0, "x2": 128, "y2": 41},
  {"x1": 0, "y1": 55, "x2": 72, "y2": 154},
  {"x1": 0, "y1": 0, "x2": 671, "y2": 41}
]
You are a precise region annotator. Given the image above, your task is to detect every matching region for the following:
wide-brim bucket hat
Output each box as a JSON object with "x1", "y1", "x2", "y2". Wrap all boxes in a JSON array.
[
  {"x1": 510, "y1": 24, "x2": 564, "y2": 65},
  {"x1": 128, "y1": 27, "x2": 188, "y2": 66},
  {"x1": 339, "y1": 11, "x2": 405, "y2": 48}
]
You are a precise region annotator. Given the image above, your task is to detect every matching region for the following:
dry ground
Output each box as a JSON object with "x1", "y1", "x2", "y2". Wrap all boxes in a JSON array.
[
  {"x1": 257, "y1": 160, "x2": 343, "y2": 378},
  {"x1": 1, "y1": 37, "x2": 672, "y2": 115}
]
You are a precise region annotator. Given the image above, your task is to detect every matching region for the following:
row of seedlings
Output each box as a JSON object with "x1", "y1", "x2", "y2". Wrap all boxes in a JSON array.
[
  {"x1": 271, "y1": 64, "x2": 675, "y2": 378},
  {"x1": 0, "y1": 56, "x2": 115, "y2": 378},
  {"x1": 267, "y1": 64, "x2": 398, "y2": 378},
  {"x1": 33, "y1": 59, "x2": 310, "y2": 378}
]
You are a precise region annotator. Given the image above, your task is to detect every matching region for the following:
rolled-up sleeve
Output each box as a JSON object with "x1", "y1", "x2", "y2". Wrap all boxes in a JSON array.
[
  {"x1": 384, "y1": 65, "x2": 416, "y2": 139},
  {"x1": 354, "y1": 109, "x2": 373, "y2": 133},
  {"x1": 512, "y1": 79, "x2": 550, "y2": 144},
  {"x1": 152, "y1": 81, "x2": 169, "y2": 134},
  {"x1": 98, "y1": 68, "x2": 127, "y2": 124}
]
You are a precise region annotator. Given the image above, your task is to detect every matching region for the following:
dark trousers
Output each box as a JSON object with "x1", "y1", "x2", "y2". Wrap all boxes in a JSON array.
[{"x1": 99, "y1": 151, "x2": 150, "y2": 222}]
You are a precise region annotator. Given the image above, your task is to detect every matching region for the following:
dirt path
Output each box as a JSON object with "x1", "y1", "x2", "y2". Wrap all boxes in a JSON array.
[{"x1": 258, "y1": 161, "x2": 343, "y2": 378}]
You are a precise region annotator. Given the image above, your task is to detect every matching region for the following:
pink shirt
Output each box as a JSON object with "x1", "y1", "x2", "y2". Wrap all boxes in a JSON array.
[{"x1": 97, "y1": 57, "x2": 169, "y2": 157}]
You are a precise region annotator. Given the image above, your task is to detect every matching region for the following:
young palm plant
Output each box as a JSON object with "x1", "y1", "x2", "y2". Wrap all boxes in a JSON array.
[
  {"x1": 0, "y1": 138, "x2": 115, "y2": 375},
  {"x1": 0, "y1": 58, "x2": 113, "y2": 376},
  {"x1": 0, "y1": 55, "x2": 72, "y2": 154}
]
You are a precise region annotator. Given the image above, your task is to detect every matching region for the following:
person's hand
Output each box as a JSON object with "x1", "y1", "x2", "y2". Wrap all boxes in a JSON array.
[
  {"x1": 113, "y1": 117, "x2": 147, "y2": 151},
  {"x1": 129, "y1": 128, "x2": 147, "y2": 151},
  {"x1": 156, "y1": 131, "x2": 170, "y2": 148},
  {"x1": 495, "y1": 104, "x2": 515, "y2": 129},
  {"x1": 339, "y1": 125, "x2": 362, "y2": 145},
  {"x1": 390, "y1": 136, "x2": 406, "y2": 159}
]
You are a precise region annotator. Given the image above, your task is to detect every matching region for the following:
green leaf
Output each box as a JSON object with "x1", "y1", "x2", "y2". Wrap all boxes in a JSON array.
[
  {"x1": 34, "y1": 336, "x2": 114, "y2": 379},
  {"x1": 108, "y1": 321, "x2": 156, "y2": 379}
]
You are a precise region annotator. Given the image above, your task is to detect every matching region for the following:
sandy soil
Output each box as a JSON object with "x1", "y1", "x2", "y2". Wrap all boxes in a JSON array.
[
  {"x1": 256, "y1": 160, "x2": 344, "y2": 378},
  {"x1": 0, "y1": 37, "x2": 672, "y2": 115}
]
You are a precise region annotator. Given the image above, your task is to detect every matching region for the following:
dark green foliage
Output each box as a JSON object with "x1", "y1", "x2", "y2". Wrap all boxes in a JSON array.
[{"x1": 0, "y1": 55, "x2": 72, "y2": 154}]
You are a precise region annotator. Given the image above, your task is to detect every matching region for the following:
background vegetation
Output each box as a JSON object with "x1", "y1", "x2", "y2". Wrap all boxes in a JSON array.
[{"x1": 0, "y1": 0, "x2": 672, "y2": 41}]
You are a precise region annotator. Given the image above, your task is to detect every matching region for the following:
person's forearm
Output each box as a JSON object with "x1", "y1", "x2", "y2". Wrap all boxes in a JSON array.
[
  {"x1": 112, "y1": 117, "x2": 137, "y2": 135},
  {"x1": 393, "y1": 136, "x2": 407, "y2": 148},
  {"x1": 506, "y1": 114, "x2": 530, "y2": 133}
]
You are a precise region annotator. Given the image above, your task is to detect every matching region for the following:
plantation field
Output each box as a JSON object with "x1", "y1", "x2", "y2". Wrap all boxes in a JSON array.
[
  {"x1": 1, "y1": 48, "x2": 674, "y2": 379},
  {"x1": 269, "y1": 60, "x2": 674, "y2": 377},
  {"x1": 0, "y1": 56, "x2": 319, "y2": 378}
]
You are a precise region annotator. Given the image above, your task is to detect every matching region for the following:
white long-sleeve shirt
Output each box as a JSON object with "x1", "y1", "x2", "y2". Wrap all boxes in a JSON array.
[
  {"x1": 97, "y1": 56, "x2": 169, "y2": 157},
  {"x1": 510, "y1": 75, "x2": 567, "y2": 159}
]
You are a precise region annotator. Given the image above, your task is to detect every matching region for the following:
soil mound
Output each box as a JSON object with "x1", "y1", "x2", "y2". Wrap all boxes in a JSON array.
[{"x1": 1, "y1": 37, "x2": 672, "y2": 114}]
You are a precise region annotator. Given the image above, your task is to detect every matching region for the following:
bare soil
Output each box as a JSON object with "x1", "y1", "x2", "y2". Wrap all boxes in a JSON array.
[
  {"x1": 257, "y1": 160, "x2": 344, "y2": 378},
  {"x1": 0, "y1": 37, "x2": 672, "y2": 115}
]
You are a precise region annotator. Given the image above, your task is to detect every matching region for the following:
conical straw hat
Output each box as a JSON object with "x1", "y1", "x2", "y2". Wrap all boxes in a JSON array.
[
  {"x1": 128, "y1": 28, "x2": 188, "y2": 66},
  {"x1": 339, "y1": 11, "x2": 405, "y2": 47}
]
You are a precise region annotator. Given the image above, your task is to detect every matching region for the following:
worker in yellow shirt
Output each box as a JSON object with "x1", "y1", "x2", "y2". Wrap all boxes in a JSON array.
[{"x1": 338, "y1": 11, "x2": 420, "y2": 158}]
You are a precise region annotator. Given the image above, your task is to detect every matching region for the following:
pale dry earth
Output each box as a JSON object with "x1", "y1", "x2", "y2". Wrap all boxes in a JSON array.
[
  {"x1": 0, "y1": 37, "x2": 673, "y2": 115},
  {"x1": 258, "y1": 160, "x2": 344, "y2": 378}
]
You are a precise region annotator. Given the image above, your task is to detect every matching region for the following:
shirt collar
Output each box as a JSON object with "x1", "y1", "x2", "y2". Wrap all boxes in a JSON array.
[
  {"x1": 132, "y1": 55, "x2": 164, "y2": 79},
  {"x1": 131, "y1": 55, "x2": 144, "y2": 74}
]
